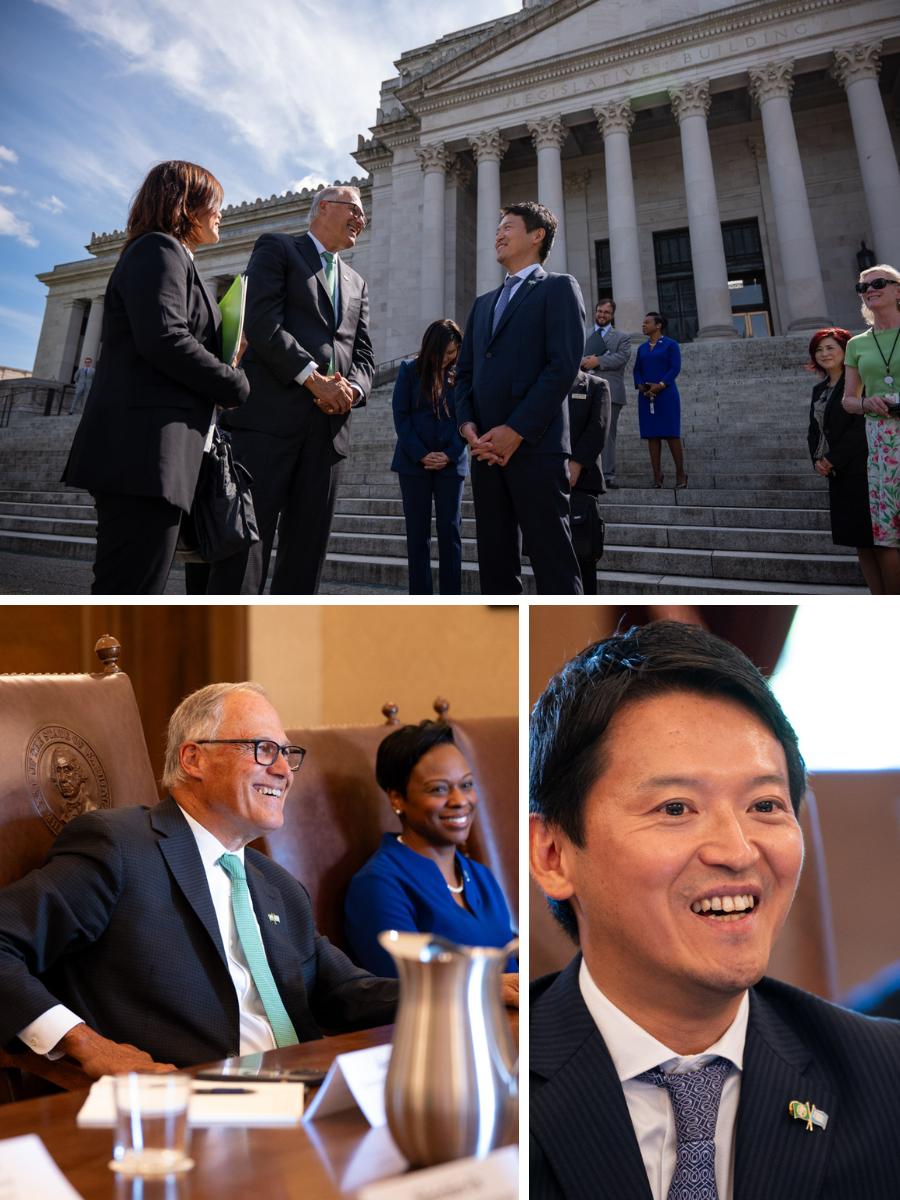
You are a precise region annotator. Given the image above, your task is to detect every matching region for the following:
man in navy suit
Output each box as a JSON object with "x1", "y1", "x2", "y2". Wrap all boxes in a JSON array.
[
  {"x1": 454, "y1": 202, "x2": 585, "y2": 595},
  {"x1": 0, "y1": 683, "x2": 397, "y2": 1078},
  {"x1": 529, "y1": 621, "x2": 900, "y2": 1200}
]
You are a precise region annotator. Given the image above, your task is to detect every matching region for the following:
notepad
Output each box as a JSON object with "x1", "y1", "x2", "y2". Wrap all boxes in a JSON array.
[
  {"x1": 76, "y1": 1077, "x2": 305, "y2": 1128},
  {"x1": 219, "y1": 274, "x2": 248, "y2": 367},
  {"x1": 0, "y1": 1134, "x2": 84, "y2": 1200}
]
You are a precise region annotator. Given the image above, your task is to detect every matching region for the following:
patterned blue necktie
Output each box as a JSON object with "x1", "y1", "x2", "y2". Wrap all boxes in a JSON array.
[
  {"x1": 491, "y1": 274, "x2": 519, "y2": 335},
  {"x1": 637, "y1": 1056, "x2": 732, "y2": 1200}
]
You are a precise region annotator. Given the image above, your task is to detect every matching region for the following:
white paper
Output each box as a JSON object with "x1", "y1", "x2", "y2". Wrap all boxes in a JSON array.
[
  {"x1": 356, "y1": 1144, "x2": 518, "y2": 1200},
  {"x1": 76, "y1": 1077, "x2": 305, "y2": 1128},
  {"x1": 302, "y1": 1043, "x2": 392, "y2": 1127},
  {"x1": 0, "y1": 1133, "x2": 84, "y2": 1200}
]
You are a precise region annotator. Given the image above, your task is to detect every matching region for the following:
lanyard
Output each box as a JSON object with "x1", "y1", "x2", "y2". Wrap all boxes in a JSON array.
[{"x1": 870, "y1": 326, "x2": 900, "y2": 386}]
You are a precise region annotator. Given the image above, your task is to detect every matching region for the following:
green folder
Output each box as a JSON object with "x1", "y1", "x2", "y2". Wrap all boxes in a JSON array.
[{"x1": 219, "y1": 274, "x2": 247, "y2": 367}]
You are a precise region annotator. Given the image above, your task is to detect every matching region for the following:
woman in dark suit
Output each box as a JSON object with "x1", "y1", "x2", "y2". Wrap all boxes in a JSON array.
[
  {"x1": 64, "y1": 160, "x2": 249, "y2": 594},
  {"x1": 806, "y1": 327, "x2": 879, "y2": 590},
  {"x1": 567, "y1": 370, "x2": 611, "y2": 594},
  {"x1": 391, "y1": 319, "x2": 468, "y2": 595}
]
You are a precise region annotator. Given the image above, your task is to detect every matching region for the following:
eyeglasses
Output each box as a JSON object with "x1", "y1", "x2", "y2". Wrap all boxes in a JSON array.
[
  {"x1": 855, "y1": 277, "x2": 898, "y2": 294},
  {"x1": 325, "y1": 200, "x2": 367, "y2": 227},
  {"x1": 195, "y1": 739, "x2": 306, "y2": 771}
]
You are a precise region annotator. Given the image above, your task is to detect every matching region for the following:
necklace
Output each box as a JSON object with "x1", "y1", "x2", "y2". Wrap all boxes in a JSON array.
[
  {"x1": 397, "y1": 834, "x2": 464, "y2": 893},
  {"x1": 871, "y1": 325, "x2": 900, "y2": 395}
]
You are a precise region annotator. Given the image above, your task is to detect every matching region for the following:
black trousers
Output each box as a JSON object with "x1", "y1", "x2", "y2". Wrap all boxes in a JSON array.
[
  {"x1": 207, "y1": 406, "x2": 343, "y2": 595},
  {"x1": 470, "y1": 453, "x2": 582, "y2": 595},
  {"x1": 91, "y1": 492, "x2": 182, "y2": 595},
  {"x1": 398, "y1": 471, "x2": 465, "y2": 595},
  {"x1": 578, "y1": 557, "x2": 598, "y2": 594}
]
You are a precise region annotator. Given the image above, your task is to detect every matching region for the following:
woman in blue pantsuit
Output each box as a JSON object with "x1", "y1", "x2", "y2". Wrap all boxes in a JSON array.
[
  {"x1": 391, "y1": 319, "x2": 468, "y2": 594},
  {"x1": 633, "y1": 312, "x2": 687, "y2": 488}
]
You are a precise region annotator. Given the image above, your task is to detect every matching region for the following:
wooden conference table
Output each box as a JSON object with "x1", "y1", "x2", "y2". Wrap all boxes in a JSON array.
[{"x1": 0, "y1": 1014, "x2": 519, "y2": 1199}]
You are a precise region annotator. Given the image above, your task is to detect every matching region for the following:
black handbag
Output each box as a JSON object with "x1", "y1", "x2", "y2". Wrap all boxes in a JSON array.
[
  {"x1": 570, "y1": 490, "x2": 605, "y2": 560},
  {"x1": 176, "y1": 426, "x2": 260, "y2": 563}
]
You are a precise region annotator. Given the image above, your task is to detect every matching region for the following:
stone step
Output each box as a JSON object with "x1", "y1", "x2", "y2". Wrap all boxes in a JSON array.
[
  {"x1": 605, "y1": 522, "x2": 846, "y2": 556},
  {"x1": 0, "y1": 487, "x2": 90, "y2": 504},
  {"x1": 0, "y1": 529, "x2": 95, "y2": 560},
  {"x1": 0, "y1": 500, "x2": 94, "y2": 521},
  {"x1": 0, "y1": 513, "x2": 95, "y2": 538}
]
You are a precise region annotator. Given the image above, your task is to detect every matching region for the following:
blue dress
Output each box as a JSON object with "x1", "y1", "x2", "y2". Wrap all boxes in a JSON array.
[
  {"x1": 633, "y1": 336, "x2": 682, "y2": 438},
  {"x1": 344, "y1": 833, "x2": 518, "y2": 978}
]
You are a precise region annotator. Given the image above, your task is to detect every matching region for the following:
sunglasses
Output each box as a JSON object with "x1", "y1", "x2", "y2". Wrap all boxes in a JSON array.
[{"x1": 855, "y1": 277, "x2": 898, "y2": 294}]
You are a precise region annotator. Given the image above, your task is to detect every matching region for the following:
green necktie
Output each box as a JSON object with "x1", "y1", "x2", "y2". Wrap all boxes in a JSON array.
[
  {"x1": 218, "y1": 853, "x2": 299, "y2": 1048},
  {"x1": 321, "y1": 250, "x2": 337, "y2": 376}
]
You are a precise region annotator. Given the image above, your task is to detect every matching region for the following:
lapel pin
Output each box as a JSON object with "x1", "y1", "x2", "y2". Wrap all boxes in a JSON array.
[
  {"x1": 789, "y1": 1100, "x2": 828, "y2": 1131},
  {"x1": 528, "y1": 278, "x2": 539, "y2": 285},
  {"x1": 267, "y1": 913, "x2": 280, "y2": 925}
]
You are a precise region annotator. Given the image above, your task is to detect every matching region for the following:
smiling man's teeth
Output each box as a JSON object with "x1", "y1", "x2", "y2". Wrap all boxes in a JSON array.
[
  {"x1": 256, "y1": 786, "x2": 282, "y2": 797},
  {"x1": 690, "y1": 895, "x2": 755, "y2": 918}
]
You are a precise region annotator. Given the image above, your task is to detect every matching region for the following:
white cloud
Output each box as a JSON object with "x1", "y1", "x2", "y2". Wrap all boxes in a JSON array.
[
  {"x1": 0, "y1": 204, "x2": 38, "y2": 247},
  {"x1": 0, "y1": 185, "x2": 16, "y2": 195},
  {"x1": 0, "y1": 146, "x2": 18, "y2": 165},
  {"x1": 35, "y1": 0, "x2": 521, "y2": 184},
  {"x1": 37, "y1": 195, "x2": 67, "y2": 214},
  {"x1": 289, "y1": 173, "x2": 330, "y2": 194}
]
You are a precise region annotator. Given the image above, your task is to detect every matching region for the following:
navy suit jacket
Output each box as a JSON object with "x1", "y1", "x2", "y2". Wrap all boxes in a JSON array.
[
  {"x1": 0, "y1": 797, "x2": 398, "y2": 1069},
  {"x1": 224, "y1": 232, "x2": 374, "y2": 458},
  {"x1": 531, "y1": 955, "x2": 900, "y2": 1200},
  {"x1": 454, "y1": 267, "x2": 585, "y2": 455},
  {"x1": 390, "y1": 359, "x2": 468, "y2": 477}
]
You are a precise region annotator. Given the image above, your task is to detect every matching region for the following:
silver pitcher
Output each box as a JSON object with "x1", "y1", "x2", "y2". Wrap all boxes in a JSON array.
[{"x1": 378, "y1": 930, "x2": 518, "y2": 1168}]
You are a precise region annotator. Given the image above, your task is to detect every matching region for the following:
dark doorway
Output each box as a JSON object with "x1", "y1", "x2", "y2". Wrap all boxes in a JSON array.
[
  {"x1": 653, "y1": 228, "x2": 698, "y2": 344},
  {"x1": 594, "y1": 239, "x2": 612, "y2": 307}
]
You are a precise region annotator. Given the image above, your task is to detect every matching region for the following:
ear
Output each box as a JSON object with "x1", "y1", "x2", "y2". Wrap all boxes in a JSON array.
[
  {"x1": 387, "y1": 788, "x2": 405, "y2": 817},
  {"x1": 529, "y1": 815, "x2": 576, "y2": 901},
  {"x1": 179, "y1": 741, "x2": 205, "y2": 783}
]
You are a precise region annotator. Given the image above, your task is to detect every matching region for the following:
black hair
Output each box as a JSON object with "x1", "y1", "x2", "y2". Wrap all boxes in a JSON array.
[
  {"x1": 597, "y1": 297, "x2": 616, "y2": 313},
  {"x1": 645, "y1": 311, "x2": 668, "y2": 331},
  {"x1": 414, "y1": 319, "x2": 462, "y2": 417},
  {"x1": 376, "y1": 720, "x2": 456, "y2": 798},
  {"x1": 530, "y1": 620, "x2": 806, "y2": 942},
  {"x1": 500, "y1": 201, "x2": 557, "y2": 262}
]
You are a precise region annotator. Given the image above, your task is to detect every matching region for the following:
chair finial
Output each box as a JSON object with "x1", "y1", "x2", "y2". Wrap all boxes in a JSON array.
[
  {"x1": 433, "y1": 696, "x2": 449, "y2": 722},
  {"x1": 94, "y1": 635, "x2": 121, "y2": 674},
  {"x1": 382, "y1": 702, "x2": 399, "y2": 726}
]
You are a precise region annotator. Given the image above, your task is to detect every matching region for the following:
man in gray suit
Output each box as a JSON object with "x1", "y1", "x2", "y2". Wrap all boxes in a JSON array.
[
  {"x1": 209, "y1": 186, "x2": 374, "y2": 595},
  {"x1": 69, "y1": 358, "x2": 94, "y2": 414},
  {"x1": 582, "y1": 299, "x2": 631, "y2": 489}
]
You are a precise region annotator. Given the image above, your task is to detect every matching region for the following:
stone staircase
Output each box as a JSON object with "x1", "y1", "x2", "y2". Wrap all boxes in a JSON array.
[{"x1": 0, "y1": 337, "x2": 868, "y2": 594}]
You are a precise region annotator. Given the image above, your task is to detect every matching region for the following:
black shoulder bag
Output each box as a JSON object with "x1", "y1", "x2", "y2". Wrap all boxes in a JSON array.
[{"x1": 176, "y1": 426, "x2": 259, "y2": 563}]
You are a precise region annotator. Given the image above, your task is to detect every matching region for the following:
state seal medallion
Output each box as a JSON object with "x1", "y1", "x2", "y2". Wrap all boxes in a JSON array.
[{"x1": 25, "y1": 726, "x2": 111, "y2": 835}]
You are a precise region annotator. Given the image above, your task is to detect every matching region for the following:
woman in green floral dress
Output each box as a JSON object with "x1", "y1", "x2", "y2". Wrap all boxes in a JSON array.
[{"x1": 843, "y1": 265, "x2": 900, "y2": 594}]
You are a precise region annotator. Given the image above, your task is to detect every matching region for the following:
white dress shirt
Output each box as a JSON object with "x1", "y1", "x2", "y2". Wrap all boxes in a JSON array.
[
  {"x1": 18, "y1": 805, "x2": 279, "y2": 1058},
  {"x1": 502, "y1": 260, "x2": 542, "y2": 301},
  {"x1": 295, "y1": 232, "x2": 360, "y2": 402},
  {"x1": 579, "y1": 958, "x2": 748, "y2": 1200}
]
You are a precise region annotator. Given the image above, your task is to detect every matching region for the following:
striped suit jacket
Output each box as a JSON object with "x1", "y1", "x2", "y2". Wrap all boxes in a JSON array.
[{"x1": 531, "y1": 954, "x2": 900, "y2": 1200}]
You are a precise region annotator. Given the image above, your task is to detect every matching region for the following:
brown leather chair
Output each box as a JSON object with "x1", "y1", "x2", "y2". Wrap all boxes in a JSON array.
[
  {"x1": 529, "y1": 789, "x2": 840, "y2": 1003},
  {"x1": 0, "y1": 637, "x2": 158, "y2": 1100},
  {"x1": 252, "y1": 700, "x2": 518, "y2": 955}
]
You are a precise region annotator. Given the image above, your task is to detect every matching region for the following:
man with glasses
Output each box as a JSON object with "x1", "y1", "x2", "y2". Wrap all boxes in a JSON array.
[
  {"x1": 210, "y1": 186, "x2": 375, "y2": 595},
  {"x1": 0, "y1": 683, "x2": 398, "y2": 1078}
]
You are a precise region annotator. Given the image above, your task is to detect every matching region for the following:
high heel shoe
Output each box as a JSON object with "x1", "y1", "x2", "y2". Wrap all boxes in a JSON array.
[
  {"x1": 675, "y1": 475, "x2": 689, "y2": 489},
  {"x1": 652, "y1": 476, "x2": 664, "y2": 489}
]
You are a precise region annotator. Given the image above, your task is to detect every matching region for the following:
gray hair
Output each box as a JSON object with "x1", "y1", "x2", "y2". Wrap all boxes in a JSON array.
[
  {"x1": 308, "y1": 185, "x2": 361, "y2": 226},
  {"x1": 161, "y1": 681, "x2": 270, "y2": 790},
  {"x1": 859, "y1": 263, "x2": 900, "y2": 326}
]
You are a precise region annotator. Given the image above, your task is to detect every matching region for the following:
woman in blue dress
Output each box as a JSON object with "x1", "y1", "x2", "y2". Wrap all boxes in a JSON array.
[
  {"x1": 344, "y1": 721, "x2": 518, "y2": 1002},
  {"x1": 391, "y1": 319, "x2": 468, "y2": 594},
  {"x1": 633, "y1": 312, "x2": 687, "y2": 488}
]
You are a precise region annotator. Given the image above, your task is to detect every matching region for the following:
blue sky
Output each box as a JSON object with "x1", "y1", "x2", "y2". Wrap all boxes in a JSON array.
[{"x1": 0, "y1": 0, "x2": 520, "y2": 371}]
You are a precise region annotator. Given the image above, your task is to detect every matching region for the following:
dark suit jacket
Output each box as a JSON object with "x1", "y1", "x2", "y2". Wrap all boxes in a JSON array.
[
  {"x1": 454, "y1": 267, "x2": 585, "y2": 455},
  {"x1": 583, "y1": 327, "x2": 632, "y2": 408},
  {"x1": 806, "y1": 373, "x2": 867, "y2": 477},
  {"x1": 531, "y1": 955, "x2": 900, "y2": 1200},
  {"x1": 0, "y1": 798, "x2": 398, "y2": 1069},
  {"x1": 224, "y1": 232, "x2": 374, "y2": 458},
  {"x1": 568, "y1": 371, "x2": 610, "y2": 495},
  {"x1": 390, "y1": 359, "x2": 468, "y2": 478},
  {"x1": 63, "y1": 233, "x2": 250, "y2": 512}
]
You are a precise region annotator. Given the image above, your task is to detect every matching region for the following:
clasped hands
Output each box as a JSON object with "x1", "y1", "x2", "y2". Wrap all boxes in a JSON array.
[
  {"x1": 306, "y1": 370, "x2": 355, "y2": 415},
  {"x1": 420, "y1": 451, "x2": 451, "y2": 470},
  {"x1": 641, "y1": 383, "x2": 665, "y2": 398},
  {"x1": 814, "y1": 456, "x2": 834, "y2": 477},
  {"x1": 460, "y1": 422, "x2": 523, "y2": 467}
]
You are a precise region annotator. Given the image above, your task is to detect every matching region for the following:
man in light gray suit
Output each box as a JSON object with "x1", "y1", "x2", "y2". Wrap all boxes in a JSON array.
[
  {"x1": 69, "y1": 358, "x2": 95, "y2": 415},
  {"x1": 582, "y1": 299, "x2": 631, "y2": 489}
]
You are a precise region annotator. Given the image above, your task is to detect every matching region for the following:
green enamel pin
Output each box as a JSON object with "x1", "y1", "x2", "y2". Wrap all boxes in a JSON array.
[{"x1": 789, "y1": 1100, "x2": 828, "y2": 1131}]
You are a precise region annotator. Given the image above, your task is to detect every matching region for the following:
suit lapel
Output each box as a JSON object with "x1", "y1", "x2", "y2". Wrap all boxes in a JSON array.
[
  {"x1": 151, "y1": 797, "x2": 228, "y2": 968},
  {"x1": 296, "y1": 233, "x2": 335, "y2": 328},
  {"x1": 531, "y1": 958, "x2": 652, "y2": 1200},
  {"x1": 245, "y1": 862, "x2": 321, "y2": 1043},
  {"x1": 734, "y1": 989, "x2": 837, "y2": 1200},
  {"x1": 489, "y1": 266, "x2": 547, "y2": 344}
]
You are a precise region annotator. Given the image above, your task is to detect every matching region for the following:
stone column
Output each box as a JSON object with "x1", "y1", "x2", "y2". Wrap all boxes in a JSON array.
[
  {"x1": 80, "y1": 295, "x2": 105, "y2": 365},
  {"x1": 527, "y1": 114, "x2": 568, "y2": 273},
  {"x1": 563, "y1": 171, "x2": 591, "y2": 314},
  {"x1": 445, "y1": 158, "x2": 474, "y2": 321},
  {"x1": 594, "y1": 100, "x2": 644, "y2": 337},
  {"x1": 469, "y1": 129, "x2": 508, "y2": 297},
  {"x1": 748, "y1": 61, "x2": 829, "y2": 331},
  {"x1": 669, "y1": 80, "x2": 738, "y2": 339},
  {"x1": 415, "y1": 142, "x2": 454, "y2": 325},
  {"x1": 832, "y1": 41, "x2": 900, "y2": 269}
]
